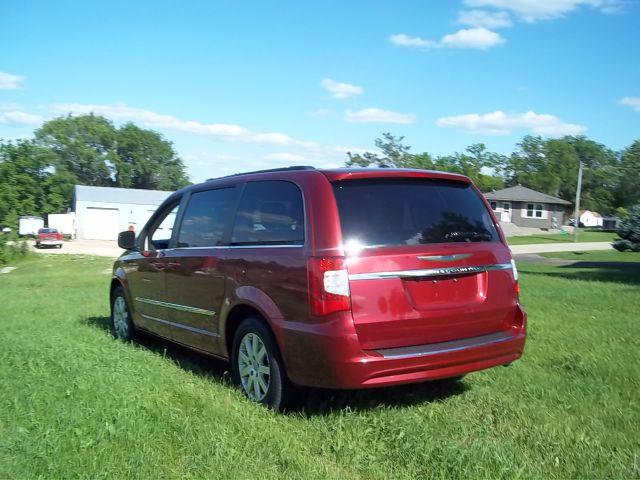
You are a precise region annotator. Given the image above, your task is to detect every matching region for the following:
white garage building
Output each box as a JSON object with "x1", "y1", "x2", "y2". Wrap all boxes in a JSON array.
[{"x1": 73, "y1": 185, "x2": 173, "y2": 240}]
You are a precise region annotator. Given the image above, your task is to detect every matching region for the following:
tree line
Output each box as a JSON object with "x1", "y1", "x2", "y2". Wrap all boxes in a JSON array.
[
  {"x1": 346, "y1": 133, "x2": 640, "y2": 217},
  {"x1": 2, "y1": 117, "x2": 638, "y2": 230},
  {"x1": 0, "y1": 114, "x2": 190, "y2": 229}
]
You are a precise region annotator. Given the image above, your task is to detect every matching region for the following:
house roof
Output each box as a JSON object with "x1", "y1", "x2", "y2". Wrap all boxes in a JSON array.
[
  {"x1": 74, "y1": 185, "x2": 173, "y2": 206},
  {"x1": 484, "y1": 185, "x2": 572, "y2": 205},
  {"x1": 579, "y1": 210, "x2": 602, "y2": 218}
]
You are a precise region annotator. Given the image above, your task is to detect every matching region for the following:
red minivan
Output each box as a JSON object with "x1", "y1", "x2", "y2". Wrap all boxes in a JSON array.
[{"x1": 111, "y1": 166, "x2": 526, "y2": 409}]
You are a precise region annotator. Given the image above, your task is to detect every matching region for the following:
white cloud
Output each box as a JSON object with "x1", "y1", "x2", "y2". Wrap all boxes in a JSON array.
[
  {"x1": 321, "y1": 78, "x2": 364, "y2": 99},
  {"x1": 265, "y1": 152, "x2": 306, "y2": 162},
  {"x1": 389, "y1": 34, "x2": 436, "y2": 48},
  {"x1": 441, "y1": 27, "x2": 505, "y2": 49},
  {"x1": 458, "y1": 9, "x2": 513, "y2": 28},
  {"x1": 0, "y1": 110, "x2": 43, "y2": 126},
  {"x1": 436, "y1": 110, "x2": 586, "y2": 136},
  {"x1": 345, "y1": 108, "x2": 416, "y2": 124},
  {"x1": 49, "y1": 103, "x2": 311, "y2": 146},
  {"x1": 464, "y1": 0, "x2": 620, "y2": 22},
  {"x1": 0, "y1": 71, "x2": 24, "y2": 90},
  {"x1": 390, "y1": 28, "x2": 504, "y2": 50},
  {"x1": 620, "y1": 97, "x2": 640, "y2": 112}
]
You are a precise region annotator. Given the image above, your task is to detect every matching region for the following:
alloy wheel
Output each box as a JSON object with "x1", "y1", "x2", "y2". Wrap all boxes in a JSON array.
[
  {"x1": 112, "y1": 296, "x2": 130, "y2": 339},
  {"x1": 237, "y1": 332, "x2": 271, "y2": 401}
]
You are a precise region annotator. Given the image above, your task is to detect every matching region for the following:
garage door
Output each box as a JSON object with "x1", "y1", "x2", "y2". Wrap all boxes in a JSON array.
[{"x1": 84, "y1": 207, "x2": 120, "y2": 240}]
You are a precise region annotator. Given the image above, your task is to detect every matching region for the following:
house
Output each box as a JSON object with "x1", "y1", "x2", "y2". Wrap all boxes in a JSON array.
[
  {"x1": 579, "y1": 210, "x2": 603, "y2": 228},
  {"x1": 73, "y1": 185, "x2": 172, "y2": 240},
  {"x1": 484, "y1": 185, "x2": 572, "y2": 230}
]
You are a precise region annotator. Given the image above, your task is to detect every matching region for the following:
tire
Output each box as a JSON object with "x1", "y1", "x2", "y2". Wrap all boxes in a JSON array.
[
  {"x1": 231, "y1": 317, "x2": 294, "y2": 411},
  {"x1": 110, "y1": 286, "x2": 135, "y2": 340}
]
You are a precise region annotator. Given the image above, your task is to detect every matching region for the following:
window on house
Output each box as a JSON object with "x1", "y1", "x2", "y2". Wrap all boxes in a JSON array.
[
  {"x1": 525, "y1": 203, "x2": 544, "y2": 218},
  {"x1": 490, "y1": 201, "x2": 497, "y2": 211}
]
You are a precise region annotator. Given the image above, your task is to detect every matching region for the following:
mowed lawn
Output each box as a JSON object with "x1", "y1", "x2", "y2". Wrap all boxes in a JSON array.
[
  {"x1": 507, "y1": 231, "x2": 616, "y2": 245},
  {"x1": 1, "y1": 254, "x2": 638, "y2": 479}
]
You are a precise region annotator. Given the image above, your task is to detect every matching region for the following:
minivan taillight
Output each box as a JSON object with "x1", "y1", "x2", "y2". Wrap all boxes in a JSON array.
[{"x1": 308, "y1": 257, "x2": 351, "y2": 316}]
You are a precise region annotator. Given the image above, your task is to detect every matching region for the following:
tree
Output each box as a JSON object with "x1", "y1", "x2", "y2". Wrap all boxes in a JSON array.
[
  {"x1": 0, "y1": 140, "x2": 70, "y2": 228},
  {"x1": 346, "y1": 133, "x2": 418, "y2": 168},
  {"x1": 116, "y1": 123, "x2": 189, "y2": 190},
  {"x1": 433, "y1": 143, "x2": 506, "y2": 192},
  {"x1": 614, "y1": 140, "x2": 640, "y2": 209},
  {"x1": 613, "y1": 203, "x2": 640, "y2": 252},
  {"x1": 34, "y1": 114, "x2": 190, "y2": 190},
  {"x1": 506, "y1": 135, "x2": 576, "y2": 198},
  {"x1": 506, "y1": 135, "x2": 619, "y2": 213},
  {"x1": 565, "y1": 136, "x2": 618, "y2": 214},
  {"x1": 345, "y1": 134, "x2": 504, "y2": 191},
  {"x1": 1, "y1": 115, "x2": 190, "y2": 229},
  {"x1": 35, "y1": 114, "x2": 117, "y2": 186}
]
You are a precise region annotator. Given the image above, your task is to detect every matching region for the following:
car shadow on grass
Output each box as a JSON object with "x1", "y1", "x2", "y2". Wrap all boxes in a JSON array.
[
  {"x1": 85, "y1": 316, "x2": 230, "y2": 381},
  {"x1": 519, "y1": 261, "x2": 640, "y2": 286},
  {"x1": 85, "y1": 316, "x2": 468, "y2": 414},
  {"x1": 297, "y1": 379, "x2": 467, "y2": 416}
]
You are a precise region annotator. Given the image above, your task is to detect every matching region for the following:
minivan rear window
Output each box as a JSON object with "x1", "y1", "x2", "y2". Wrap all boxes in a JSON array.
[{"x1": 333, "y1": 178, "x2": 498, "y2": 247}]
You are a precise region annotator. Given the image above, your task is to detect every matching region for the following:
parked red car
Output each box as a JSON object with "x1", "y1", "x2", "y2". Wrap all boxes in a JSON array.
[
  {"x1": 36, "y1": 228, "x2": 63, "y2": 249},
  {"x1": 111, "y1": 167, "x2": 526, "y2": 409}
]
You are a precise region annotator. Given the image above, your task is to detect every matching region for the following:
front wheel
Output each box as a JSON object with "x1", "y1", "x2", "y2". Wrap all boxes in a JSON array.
[
  {"x1": 111, "y1": 286, "x2": 134, "y2": 340},
  {"x1": 231, "y1": 318, "x2": 293, "y2": 411}
]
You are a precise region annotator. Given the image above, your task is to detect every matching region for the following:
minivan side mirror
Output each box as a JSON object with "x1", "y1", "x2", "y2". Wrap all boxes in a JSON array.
[{"x1": 118, "y1": 230, "x2": 137, "y2": 250}]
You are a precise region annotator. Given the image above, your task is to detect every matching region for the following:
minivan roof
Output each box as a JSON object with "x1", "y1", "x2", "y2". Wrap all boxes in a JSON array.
[
  {"x1": 169, "y1": 167, "x2": 472, "y2": 203},
  {"x1": 317, "y1": 168, "x2": 470, "y2": 183},
  {"x1": 204, "y1": 166, "x2": 470, "y2": 184}
]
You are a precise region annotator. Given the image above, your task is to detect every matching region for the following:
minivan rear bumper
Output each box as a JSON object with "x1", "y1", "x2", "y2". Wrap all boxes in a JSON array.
[{"x1": 282, "y1": 306, "x2": 526, "y2": 389}]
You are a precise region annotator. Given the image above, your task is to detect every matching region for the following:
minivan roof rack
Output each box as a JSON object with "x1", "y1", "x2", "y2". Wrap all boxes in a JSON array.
[{"x1": 207, "y1": 165, "x2": 316, "y2": 181}]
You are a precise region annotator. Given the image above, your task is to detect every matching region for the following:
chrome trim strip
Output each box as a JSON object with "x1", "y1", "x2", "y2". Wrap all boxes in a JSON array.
[
  {"x1": 170, "y1": 244, "x2": 304, "y2": 251},
  {"x1": 374, "y1": 331, "x2": 515, "y2": 359},
  {"x1": 226, "y1": 244, "x2": 304, "y2": 249},
  {"x1": 140, "y1": 314, "x2": 219, "y2": 337},
  {"x1": 135, "y1": 297, "x2": 216, "y2": 316},
  {"x1": 348, "y1": 263, "x2": 512, "y2": 281},
  {"x1": 417, "y1": 254, "x2": 472, "y2": 261}
]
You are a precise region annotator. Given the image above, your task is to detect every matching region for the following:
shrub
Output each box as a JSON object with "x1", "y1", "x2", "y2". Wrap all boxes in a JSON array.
[
  {"x1": 0, "y1": 234, "x2": 31, "y2": 265},
  {"x1": 614, "y1": 204, "x2": 640, "y2": 252}
]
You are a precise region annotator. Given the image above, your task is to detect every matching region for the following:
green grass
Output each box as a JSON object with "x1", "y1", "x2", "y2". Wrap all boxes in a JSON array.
[
  {"x1": 1, "y1": 254, "x2": 639, "y2": 478},
  {"x1": 541, "y1": 250, "x2": 640, "y2": 263},
  {"x1": 507, "y1": 231, "x2": 617, "y2": 245}
]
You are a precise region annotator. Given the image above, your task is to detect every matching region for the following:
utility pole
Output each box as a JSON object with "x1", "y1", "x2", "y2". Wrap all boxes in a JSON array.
[{"x1": 573, "y1": 161, "x2": 584, "y2": 243}]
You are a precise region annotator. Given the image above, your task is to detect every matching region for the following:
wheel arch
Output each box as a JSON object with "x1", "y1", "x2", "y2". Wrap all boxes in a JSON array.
[{"x1": 223, "y1": 302, "x2": 291, "y2": 383}]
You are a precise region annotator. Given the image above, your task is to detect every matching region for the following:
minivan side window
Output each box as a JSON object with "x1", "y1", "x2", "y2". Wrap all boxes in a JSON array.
[
  {"x1": 231, "y1": 181, "x2": 304, "y2": 246},
  {"x1": 177, "y1": 188, "x2": 236, "y2": 248},
  {"x1": 147, "y1": 203, "x2": 180, "y2": 250}
]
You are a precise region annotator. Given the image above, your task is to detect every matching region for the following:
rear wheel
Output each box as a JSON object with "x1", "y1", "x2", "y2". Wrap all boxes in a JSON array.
[
  {"x1": 111, "y1": 286, "x2": 134, "y2": 340},
  {"x1": 231, "y1": 317, "x2": 293, "y2": 411}
]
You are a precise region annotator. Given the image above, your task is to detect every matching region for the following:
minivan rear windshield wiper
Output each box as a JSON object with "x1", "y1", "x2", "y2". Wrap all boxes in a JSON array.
[{"x1": 444, "y1": 231, "x2": 493, "y2": 242}]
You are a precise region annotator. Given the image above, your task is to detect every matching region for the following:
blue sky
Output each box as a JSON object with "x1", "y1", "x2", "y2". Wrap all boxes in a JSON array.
[{"x1": 1, "y1": 0, "x2": 639, "y2": 183}]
